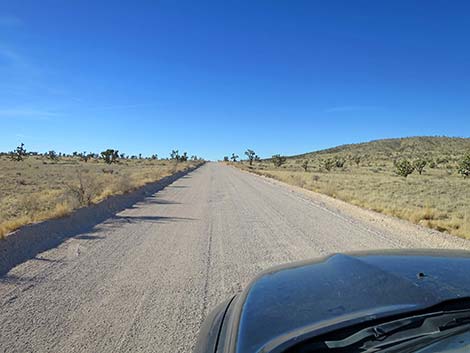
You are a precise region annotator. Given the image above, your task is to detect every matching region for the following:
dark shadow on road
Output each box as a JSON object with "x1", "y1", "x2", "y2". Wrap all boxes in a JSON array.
[
  {"x1": 145, "y1": 199, "x2": 181, "y2": 205},
  {"x1": 0, "y1": 273, "x2": 37, "y2": 285},
  {"x1": 119, "y1": 198, "x2": 181, "y2": 211},
  {"x1": 31, "y1": 256, "x2": 62, "y2": 263},
  {"x1": 75, "y1": 234, "x2": 105, "y2": 240},
  {"x1": 113, "y1": 215, "x2": 196, "y2": 224}
]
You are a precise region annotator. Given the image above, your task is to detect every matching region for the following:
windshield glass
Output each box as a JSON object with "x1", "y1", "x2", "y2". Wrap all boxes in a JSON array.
[
  {"x1": 415, "y1": 330, "x2": 470, "y2": 353},
  {"x1": 280, "y1": 307, "x2": 470, "y2": 353}
]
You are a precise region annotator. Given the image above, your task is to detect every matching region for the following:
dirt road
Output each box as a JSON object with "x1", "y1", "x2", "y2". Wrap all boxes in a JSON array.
[{"x1": 1, "y1": 163, "x2": 469, "y2": 353}]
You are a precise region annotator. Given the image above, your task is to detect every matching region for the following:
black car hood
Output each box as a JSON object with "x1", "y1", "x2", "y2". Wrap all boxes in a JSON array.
[{"x1": 233, "y1": 249, "x2": 470, "y2": 353}]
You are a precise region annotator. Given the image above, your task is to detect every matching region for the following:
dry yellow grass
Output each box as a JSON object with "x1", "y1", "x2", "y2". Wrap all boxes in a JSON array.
[
  {"x1": 0, "y1": 156, "x2": 200, "y2": 238},
  {"x1": 233, "y1": 148, "x2": 470, "y2": 239}
]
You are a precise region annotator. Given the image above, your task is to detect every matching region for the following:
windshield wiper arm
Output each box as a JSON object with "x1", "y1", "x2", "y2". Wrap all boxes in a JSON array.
[{"x1": 325, "y1": 309, "x2": 470, "y2": 351}]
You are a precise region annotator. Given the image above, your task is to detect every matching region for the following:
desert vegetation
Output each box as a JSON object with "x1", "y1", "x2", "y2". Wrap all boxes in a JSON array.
[
  {"x1": 0, "y1": 144, "x2": 203, "y2": 238},
  {"x1": 229, "y1": 137, "x2": 470, "y2": 239}
]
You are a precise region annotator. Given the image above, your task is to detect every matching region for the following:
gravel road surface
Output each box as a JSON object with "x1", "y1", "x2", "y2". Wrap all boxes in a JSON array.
[{"x1": 1, "y1": 162, "x2": 469, "y2": 353}]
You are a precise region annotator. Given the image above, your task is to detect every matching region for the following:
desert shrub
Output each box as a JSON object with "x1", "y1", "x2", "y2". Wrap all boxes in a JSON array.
[
  {"x1": 290, "y1": 174, "x2": 306, "y2": 188},
  {"x1": 458, "y1": 153, "x2": 470, "y2": 178},
  {"x1": 437, "y1": 157, "x2": 449, "y2": 165},
  {"x1": 301, "y1": 160, "x2": 309, "y2": 172},
  {"x1": 17, "y1": 194, "x2": 43, "y2": 216},
  {"x1": 65, "y1": 169, "x2": 101, "y2": 206},
  {"x1": 223, "y1": 156, "x2": 229, "y2": 162},
  {"x1": 395, "y1": 159, "x2": 414, "y2": 177},
  {"x1": 335, "y1": 158, "x2": 345, "y2": 168},
  {"x1": 352, "y1": 155, "x2": 361, "y2": 166}
]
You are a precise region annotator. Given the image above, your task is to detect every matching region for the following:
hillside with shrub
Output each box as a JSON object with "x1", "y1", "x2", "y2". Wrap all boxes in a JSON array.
[{"x1": 232, "y1": 136, "x2": 470, "y2": 239}]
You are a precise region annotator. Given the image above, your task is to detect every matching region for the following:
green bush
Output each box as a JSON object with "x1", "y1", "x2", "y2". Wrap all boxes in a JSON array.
[
  {"x1": 458, "y1": 153, "x2": 470, "y2": 178},
  {"x1": 395, "y1": 159, "x2": 414, "y2": 177}
]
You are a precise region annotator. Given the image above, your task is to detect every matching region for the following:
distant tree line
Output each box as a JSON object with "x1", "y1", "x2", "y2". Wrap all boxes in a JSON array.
[{"x1": 4, "y1": 143, "x2": 203, "y2": 164}]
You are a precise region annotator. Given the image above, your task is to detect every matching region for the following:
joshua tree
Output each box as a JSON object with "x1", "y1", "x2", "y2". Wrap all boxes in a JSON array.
[
  {"x1": 322, "y1": 158, "x2": 335, "y2": 172},
  {"x1": 301, "y1": 160, "x2": 309, "y2": 172},
  {"x1": 79, "y1": 152, "x2": 92, "y2": 162},
  {"x1": 413, "y1": 159, "x2": 427, "y2": 175},
  {"x1": 245, "y1": 149, "x2": 256, "y2": 165},
  {"x1": 352, "y1": 155, "x2": 361, "y2": 166},
  {"x1": 101, "y1": 149, "x2": 119, "y2": 164},
  {"x1": 151, "y1": 154, "x2": 158, "y2": 160},
  {"x1": 230, "y1": 153, "x2": 239, "y2": 162},
  {"x1": 170, "y1": 149, "x2": 180, "y2": 160},
  {"x1": 272, "y1": 154, "x2": 287, "y2": 167},
  {"x1": 254, "y1": 155, "x2": 261, "y2": 162},
  {"x1": 10, "y1": 143, "x2": 27, "y2": 161},
  {"x1": 395, "y1": 159, "x2": 414, "y2": 178},
  {"x1": 179, "y1": 152, "x2": 188, "y2": 162},
  {"x1": 46, "y1": 150, "x2": 59, "y2": 161}
]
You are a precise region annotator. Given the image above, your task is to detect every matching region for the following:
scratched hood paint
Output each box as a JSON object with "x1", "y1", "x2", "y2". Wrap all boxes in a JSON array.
[{"x1": 235, "y1": 250, "x2": 470, "y2": 353}]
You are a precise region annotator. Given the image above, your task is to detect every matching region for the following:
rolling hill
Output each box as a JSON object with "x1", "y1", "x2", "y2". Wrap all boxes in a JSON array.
[
  {"x1": 236, "y1": 136, "x2": 470, "y2": 239},
  {"x1": 290, "y1": 136, "x2": 470, "y2": 163}
]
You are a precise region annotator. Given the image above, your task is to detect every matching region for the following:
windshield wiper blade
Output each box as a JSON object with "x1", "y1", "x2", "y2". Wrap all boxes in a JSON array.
[{"x1": 325, "y1": 309, "x2": 470, "y2": 351}]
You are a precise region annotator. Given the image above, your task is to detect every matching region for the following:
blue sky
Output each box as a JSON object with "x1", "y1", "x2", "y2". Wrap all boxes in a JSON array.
[{"x1": 1, "y1": 1, "x2": 469, "y2": 160}]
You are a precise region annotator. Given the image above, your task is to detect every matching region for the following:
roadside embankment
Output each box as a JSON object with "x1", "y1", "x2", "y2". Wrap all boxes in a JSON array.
[{"x1": 0, "y1": 162, "x2": 203, "y2": 275}]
